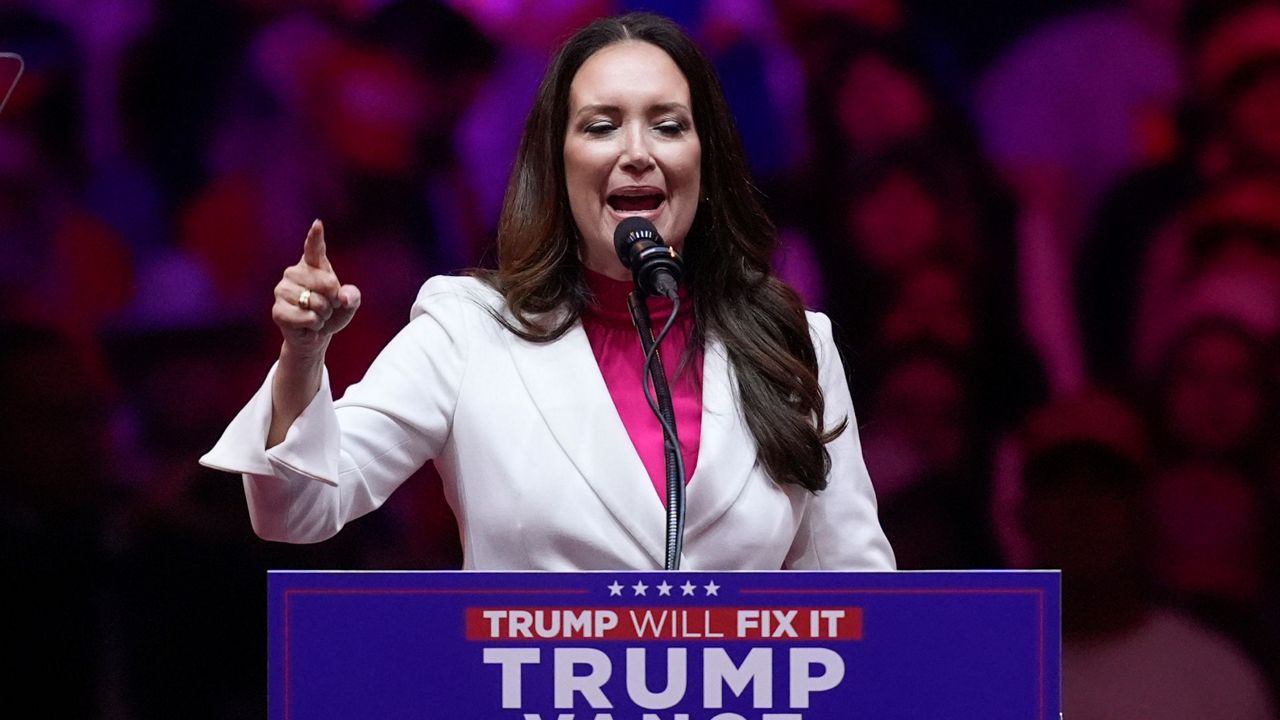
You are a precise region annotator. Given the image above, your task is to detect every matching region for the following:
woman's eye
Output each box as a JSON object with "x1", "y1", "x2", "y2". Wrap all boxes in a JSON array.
[
  {"x1": 584, "y1": 121, "x2": 614, "y2": 135},
  {"x1": 655, "y1": 120, "x2": 686, "y2": 135}
]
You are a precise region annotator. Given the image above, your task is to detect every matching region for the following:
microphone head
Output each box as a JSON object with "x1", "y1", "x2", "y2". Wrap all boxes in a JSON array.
[
  {"x1": 613, "y1": 217, "x2": 662, "y2": 268},
  {"x1": 612, "y1": 217, "x2": 683, "y2": 297}
]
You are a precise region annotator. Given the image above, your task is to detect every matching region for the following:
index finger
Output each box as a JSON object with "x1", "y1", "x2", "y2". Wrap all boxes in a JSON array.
[{"x1": 302, "y1": 219, "x2": 329, "y2": 269}]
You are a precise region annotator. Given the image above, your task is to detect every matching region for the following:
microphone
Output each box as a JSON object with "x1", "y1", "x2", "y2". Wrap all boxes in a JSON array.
[
  {"x1": 613, "y1": 216, "x2": 688, "y2": 569},
  {"x1": 613, "y1": 217, "x2": 683, "y2": 299}
]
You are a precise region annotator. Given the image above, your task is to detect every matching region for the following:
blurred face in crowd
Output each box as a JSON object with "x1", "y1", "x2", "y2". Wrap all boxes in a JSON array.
[
  {"x1": 319, "y1": 44, "x2": 430, "y2": 177},
  {"x1": 1210, "y1": 230, "x2": 1280, "y2": 271},
  {"x1": 1019, "y1": 442, "x2": 1153, "y2": 595},
  {"x1": 1163, "y1": 324, "x2": 1264, "y2": 457},
  {"x1": 1151, "y1": 463, "x2": 1264, "y2": 602},
  {"x1": 881, "y1": 264, "x2": 975, "y2": 348},
  {"x1": 1227, "y1": 70, "x2": 1280, "y2": 165},
  {"x1": 836, "y1": 53, "x2": 929, "y2": 152},
  {"x1": 564, "y1": 41, "x2": 702, "y2": 280},
  {"x1": 873, "y1": 354, "x2": 968, "y2": 472},
  {"x1": 138, "y1": 351, "x2": 259, "y2": 456},
  {"x1": 847, "y1": 169, "x2": 942, "y2": 272},
  {"x1": 1125, "y1": 0, "x2": 1185, "y2": 38},
  {"x1": 1, "y1": 335, "x2": 109, "y2": 512},
  {"x1": 1022, "y1": 475, "x2": 1144, "y2": 583}
]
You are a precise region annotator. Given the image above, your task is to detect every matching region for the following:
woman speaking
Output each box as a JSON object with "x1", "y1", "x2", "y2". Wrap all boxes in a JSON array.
[{"x1": 201, "y1": 12, "x2": 895, "y2": 572}]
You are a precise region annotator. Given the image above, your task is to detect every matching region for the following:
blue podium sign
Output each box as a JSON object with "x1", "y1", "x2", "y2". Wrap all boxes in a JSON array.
[{"x1": 269, "y1": 571, "x2": 1060, "y2": 719}]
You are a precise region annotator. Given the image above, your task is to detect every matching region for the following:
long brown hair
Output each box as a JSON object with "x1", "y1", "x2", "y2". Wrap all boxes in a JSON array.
[{"x1": 482, "y1": 12, "x2": 845, "y2": 492}]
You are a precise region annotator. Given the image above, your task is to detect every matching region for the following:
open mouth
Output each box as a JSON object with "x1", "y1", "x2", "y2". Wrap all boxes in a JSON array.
[{"x1": 607, "y1": 193, "x2": 665, "y2": 212}]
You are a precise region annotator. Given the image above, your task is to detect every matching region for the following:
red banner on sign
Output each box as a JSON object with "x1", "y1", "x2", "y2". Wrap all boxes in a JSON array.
[{"x1": 465, "y1": 607, "x2": 863, "y2": 641}]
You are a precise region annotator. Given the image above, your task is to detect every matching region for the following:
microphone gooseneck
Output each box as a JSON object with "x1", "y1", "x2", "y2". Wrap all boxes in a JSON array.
[{"x1": 613, "y1": 217, "x2": 687, "y2": 570}]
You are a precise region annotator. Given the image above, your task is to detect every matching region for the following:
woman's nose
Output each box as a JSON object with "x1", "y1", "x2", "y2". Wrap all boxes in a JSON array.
[{"x1": 619, "y1": 124, "x2": 655, "y2": 173}]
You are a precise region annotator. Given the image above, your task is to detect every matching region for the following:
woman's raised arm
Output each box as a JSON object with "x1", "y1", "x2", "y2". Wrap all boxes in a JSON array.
[{"x1": 267, "y1": 220, "x2": 361, "y2": 447}]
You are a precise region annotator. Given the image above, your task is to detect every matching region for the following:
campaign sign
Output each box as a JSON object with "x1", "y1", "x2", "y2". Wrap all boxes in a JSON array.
[{"x1": 269, "y1": 570, "x2": 1060, "y2": 719}]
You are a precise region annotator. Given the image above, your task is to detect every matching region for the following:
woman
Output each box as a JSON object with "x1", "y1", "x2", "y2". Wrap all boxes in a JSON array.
[{"x1": 201, "y1": 12, "x2": 894, "y2": 571}]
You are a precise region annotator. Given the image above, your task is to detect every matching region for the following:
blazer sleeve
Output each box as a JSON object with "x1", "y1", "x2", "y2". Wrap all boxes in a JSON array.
[
  {"x1": 784, "y1": 311, "x2": 897, "y2": 570},
  {"x1": 198, "y1": 275, "x2": 471, "y2": 543}
]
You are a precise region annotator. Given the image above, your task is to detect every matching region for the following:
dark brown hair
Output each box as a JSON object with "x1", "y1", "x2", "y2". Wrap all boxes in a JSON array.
[{"x1": 482, "y1": 12, "x2": 844, "y2": 492}]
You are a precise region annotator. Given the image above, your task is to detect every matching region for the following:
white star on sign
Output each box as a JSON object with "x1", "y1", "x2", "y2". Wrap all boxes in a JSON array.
[
  {"x1": 632, "y1": 581, "x2": 649, "y2": 596},
  {"x1": 657, "y1": 581, "x2": 673, "y2": 596},
  {"x1": 680, "y1": 581, "x2": 697, "y2": 596},
  {"x1": 607, "y1": 581, "x2": 623, "y2": 597},
  {"x1": 703, "y1": 581, "x2": 720, "y2": 596}
]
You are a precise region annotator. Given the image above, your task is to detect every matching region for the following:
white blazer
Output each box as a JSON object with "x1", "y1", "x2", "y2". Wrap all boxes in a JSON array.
[{"x1": 200, "y1": 275, "x2": 895, "y2": 571}]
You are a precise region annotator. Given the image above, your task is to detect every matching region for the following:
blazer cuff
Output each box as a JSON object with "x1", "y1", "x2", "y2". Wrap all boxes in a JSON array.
[{"x1": 198, "y1": 362, "x2": 342, "y2": 487}]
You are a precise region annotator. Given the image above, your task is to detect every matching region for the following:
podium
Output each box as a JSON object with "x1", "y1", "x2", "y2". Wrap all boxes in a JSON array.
[{"x1": 269, "y1": 570, "x2": 1060, "y2": 719}]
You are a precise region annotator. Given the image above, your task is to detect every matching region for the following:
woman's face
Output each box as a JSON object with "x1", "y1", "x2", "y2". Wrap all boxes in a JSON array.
[{"x1": 564, "y1": 41, "x2": 702, "y2": 280}]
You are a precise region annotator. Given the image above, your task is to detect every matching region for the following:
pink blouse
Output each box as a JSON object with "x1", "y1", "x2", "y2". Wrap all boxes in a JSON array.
[{"x1": 580, "y1": 269, "x2": 703, "y2": 506}]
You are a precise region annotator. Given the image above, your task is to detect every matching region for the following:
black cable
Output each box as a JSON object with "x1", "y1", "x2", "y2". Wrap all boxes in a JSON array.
[
  {"x1": 645, "y1": 298, "x2": 686, "y2": 569},
  {"x1": 627, "y1": 293, "x2": 687, "y2": 570}
]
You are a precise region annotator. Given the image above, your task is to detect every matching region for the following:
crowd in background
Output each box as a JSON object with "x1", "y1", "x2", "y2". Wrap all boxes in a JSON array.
[{"x1": 1, "y1": 0, "x2": 1278, "y2": 717}]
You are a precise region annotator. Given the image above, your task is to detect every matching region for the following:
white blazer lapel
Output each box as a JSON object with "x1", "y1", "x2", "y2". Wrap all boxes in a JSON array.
[
  {"x1": 505, "y1": 321, "x2": 667, "y2": 568},
  {"x1": 684, "y1": 336, "x2": 757, "y2": 540}
]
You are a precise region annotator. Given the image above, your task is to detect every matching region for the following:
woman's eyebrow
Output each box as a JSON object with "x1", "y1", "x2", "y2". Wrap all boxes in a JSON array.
[
  {"x1": 573, "y1": 101, "x2": 691, "y2": 118},
  {"x1": 650, "y1": 102, "x2": 691, "y2": 115},
  {"x1": 573, "y1": 103, "x2": 620, "y2": 119}
]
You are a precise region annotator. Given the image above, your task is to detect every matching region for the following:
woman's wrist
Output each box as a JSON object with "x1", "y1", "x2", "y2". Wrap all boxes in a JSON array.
[
  {"x1": 279, "y1": 338, "x2": 329, "y2": 371},
  {"x1": 276, "y1": 340, "x2": 326, "y2": 399},
  {"x1": 268, "y1": 341, "x2": 327, "y2": 448}
]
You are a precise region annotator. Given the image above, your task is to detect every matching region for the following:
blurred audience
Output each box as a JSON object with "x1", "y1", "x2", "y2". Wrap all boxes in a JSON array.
[
  {"x1": 1133, "y1": 176, "x2": 1280, "y2": 371},
  {"x1": 1081, "y1": 0, "x2": 1280, "y2": 380},
  {"x1": 0, "y1": 323, "x2": 116, "y2": 717},
  {"x1": 976, "y1": 0, "x2": 1184, "y2": 396},
  {"x1": 1144, "y1": 314, "x2": 1279, "y2": 672},
  {"x1": 861, "y1": 340, "x2": 1002, "y2": 569},
  {"x1": 1019, "y1": 419, "x2": 1275, "y2": 719}
]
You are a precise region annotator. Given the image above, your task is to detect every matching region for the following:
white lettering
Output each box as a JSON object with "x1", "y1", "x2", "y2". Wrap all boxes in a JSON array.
[
  {"x1": 630, "y1": 610, "x2": 670, "y2": 637},
  {"x1": 486, "y1": 610, "x2": 620, "y2": 638},
  {"x1": 555, "y1": 648, "x2": 613, "y2": 709},
  {"x1": 484, "y1": 647, "x2": 540, "y2": 709},
  {"x1": 485, "y1": 610, "x2": 506, "y2": 637},
  {"x1": 705, "y1": 611, "x2": 725, "y2": 638},
  {"x1": 703, "y1": 648, "x2": 773, "y2": 709},
  {"x1": 820, "y1": 609, "x2": 845, "y2": 637},
  {"x1": 625, "y1": 648, "x2": 687, "y2": 709},
  {"x1": 597, "y1": 611, "x2": 619, "y2": 635},
  {"x1": 770, "y1": 611, "x2": 798, "y2": 638},
  {"x1": 789, "y1": 648, "x2": 844, "y2": 708},
  {"x1": 536, "y1": 611, "x2": 561, "y2": 637},
  {"x1": 510, "y1": 610, "x2": 534, "y2": 638},
  {"x1": 564, "y1": 610, "x2": 593, "y2": 637}
]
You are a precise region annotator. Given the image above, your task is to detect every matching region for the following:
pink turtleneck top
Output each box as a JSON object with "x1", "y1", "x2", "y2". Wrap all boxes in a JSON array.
[{"x1": 580, "y1": 268, "x2": 703, "y2": 505}]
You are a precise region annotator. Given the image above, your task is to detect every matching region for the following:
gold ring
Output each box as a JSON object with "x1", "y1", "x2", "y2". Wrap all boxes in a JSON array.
[{"x1": 298, "y1": 288, "x2": 312, "y2": 310}]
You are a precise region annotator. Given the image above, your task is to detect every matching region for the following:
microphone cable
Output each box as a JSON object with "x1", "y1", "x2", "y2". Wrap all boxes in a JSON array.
[{"x1": 627, "y1": 292, "x2": 687, "y2": 570}]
